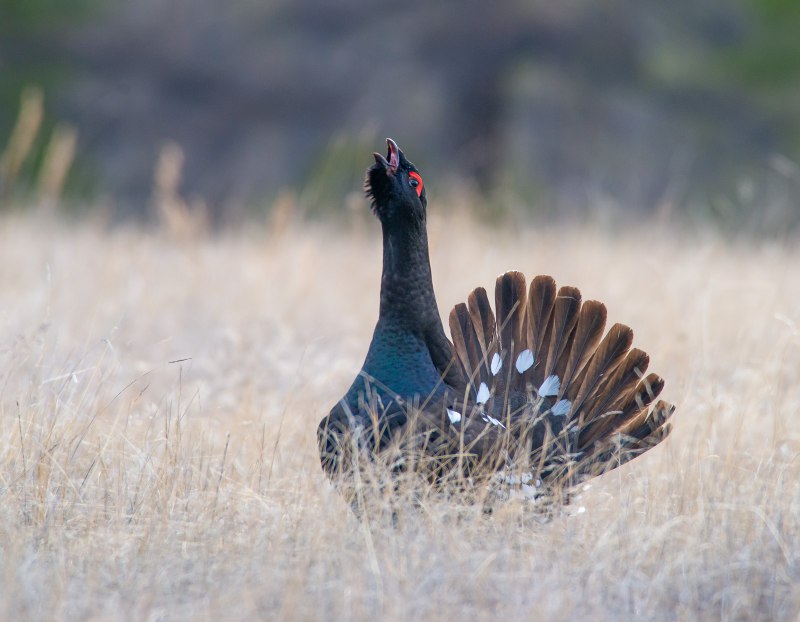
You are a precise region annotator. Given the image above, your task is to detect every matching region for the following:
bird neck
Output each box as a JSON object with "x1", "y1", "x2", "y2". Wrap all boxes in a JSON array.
[{"x1": 378, "y1": 219, "x2": 439, "y2": 332}]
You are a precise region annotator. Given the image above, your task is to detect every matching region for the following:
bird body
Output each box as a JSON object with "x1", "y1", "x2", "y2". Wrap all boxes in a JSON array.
[{"x1": 318, "y1": 139, "x2": 673, "y2": 503}]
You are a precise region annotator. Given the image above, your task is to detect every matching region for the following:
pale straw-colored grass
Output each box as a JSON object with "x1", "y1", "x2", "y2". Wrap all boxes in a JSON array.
[{"x1": 0, "y1": 211, "x2": 799, "y2": 620}]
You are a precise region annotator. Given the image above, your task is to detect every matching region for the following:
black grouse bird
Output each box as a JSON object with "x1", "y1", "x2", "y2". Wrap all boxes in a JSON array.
[{"x1": 317, "y1": 139, "x2": 674, "y2": 504}]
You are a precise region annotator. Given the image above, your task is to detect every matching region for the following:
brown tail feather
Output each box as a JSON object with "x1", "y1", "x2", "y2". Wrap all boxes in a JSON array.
[
  {"x1": 543, "y1": 286, "x2": 582, "y2": 381},
  {"x1": 578, "y1": 348, "x2": 650, "y2": 443},
  {"x1": 494, "y1": 272, "x2": 528, "y2": 393},
  {"x1": 620, "y1": 372, "x2": 665, "y2": 422},
  {"x1": 449, "y1": 303, "x2": 482, "y2": 387},
  {"x1": 624, "y1": 399, "x2": 674, "y2": 441},
  {"x1": 568, "y1": 322, "x2": 633, "y2": 419},
  {"x1": 448, "y1": 287, "x2": 501, "y2": 404},
  {"x1": 467, "y1": 287, "x2": 497, "y2": 377},
  {"x1": 578, "y1": 372, "x2": 665, "y2": 451},
  {"x1": 494, "y1": 272, "x2": 527, "y2": 354},
  {"x1": 580, "y1": 400, "x2": 675, "y2": 477},
  {"x1": 526, "y1": 275, "x2": 556, "y2": 388},
  {"x1": 557, "y1": 300, "x2": 607, "y2": 398}
]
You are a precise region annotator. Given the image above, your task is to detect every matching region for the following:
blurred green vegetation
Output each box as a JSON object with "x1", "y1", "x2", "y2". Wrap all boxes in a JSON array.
[
  {"x1": 726, "y1": 0, "x2": 800, "y2": 158},
  {"x1": 735, "y1": 0, "x2": 800, "y2": 86},
  {"x1": 0, "y1": 0, "x2": 98, "y2": 202},
  {"x1": 0, "y1": 0, "x2": 96, "y2": 29}
]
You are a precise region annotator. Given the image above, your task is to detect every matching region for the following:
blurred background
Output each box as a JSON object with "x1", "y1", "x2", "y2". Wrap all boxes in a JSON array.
[{"x1": 1, "y1": 0, "x2": 800, "y2": 230}]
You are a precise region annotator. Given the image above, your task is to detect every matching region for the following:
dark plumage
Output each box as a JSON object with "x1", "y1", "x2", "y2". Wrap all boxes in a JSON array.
[{"x1": 317, "y1": 138, "x2": 674, "y2": 505}]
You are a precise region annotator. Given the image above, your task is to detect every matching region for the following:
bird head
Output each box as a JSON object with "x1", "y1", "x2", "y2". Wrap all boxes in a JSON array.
[{"x1": 365, "y1": 138, "x2": 427, "y2": 226}]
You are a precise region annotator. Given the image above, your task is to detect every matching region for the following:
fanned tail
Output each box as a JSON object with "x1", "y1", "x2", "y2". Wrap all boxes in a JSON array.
[{"x1": 446, "y1": 271, "x2": 674, "y2": 489}]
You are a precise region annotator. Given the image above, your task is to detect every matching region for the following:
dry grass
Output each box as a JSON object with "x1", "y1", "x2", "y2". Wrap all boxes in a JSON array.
[{"x1": 1, "y1": 210, "x2": 799, "y2": 621}]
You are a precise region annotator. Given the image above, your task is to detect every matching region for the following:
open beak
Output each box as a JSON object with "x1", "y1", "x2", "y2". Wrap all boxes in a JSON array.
[{"x1": 373, "y1": 138, "x2": 400, "y2": 173}]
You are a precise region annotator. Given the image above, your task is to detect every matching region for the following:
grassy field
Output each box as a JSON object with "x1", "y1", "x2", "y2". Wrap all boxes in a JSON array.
[{"x1": 1, "y1": 210, "x2": 799, "y2": 620}]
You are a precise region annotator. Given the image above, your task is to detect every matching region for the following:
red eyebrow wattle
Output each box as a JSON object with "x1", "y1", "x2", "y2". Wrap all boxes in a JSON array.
[{"x1": 409, "y1": 171, "x2": 424, "y2": 197}]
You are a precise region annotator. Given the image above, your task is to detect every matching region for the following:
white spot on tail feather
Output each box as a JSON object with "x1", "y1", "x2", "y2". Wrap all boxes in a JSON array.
[
  {"x1": 447, "y1": 409, "x2": 462, "y2": 424},
  {"x1": 481, "y1": 414, "x2": 506, "y2": 429},
  {"x1": 476, "y1": 382, "x2": 491, "y2": 404},
  {"x1": 515, "y1": 349, "x2": 534, "y2": 373},
  {"x1": 490, "y1": 353, "x2": 503, "y2": 376},
  {"x1": 551, "y1": 399, "x2": 571, "y2": 416},
  {"x1": 539, "y1": 374, "x2": 560, "y2": 397}
]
